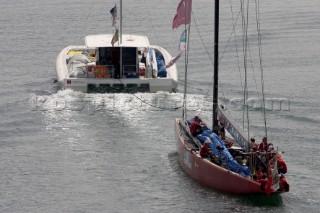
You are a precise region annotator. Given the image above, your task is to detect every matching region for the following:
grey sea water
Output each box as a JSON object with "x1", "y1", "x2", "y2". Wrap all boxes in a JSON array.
[{"x1": 0, "y1": 0, "x2": 319, "y2": 212}]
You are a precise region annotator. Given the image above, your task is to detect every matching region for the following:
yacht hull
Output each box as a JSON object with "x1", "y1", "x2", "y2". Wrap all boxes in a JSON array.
[{"x1": 175, "y1": 118, "x2": 273, "y2": 194}]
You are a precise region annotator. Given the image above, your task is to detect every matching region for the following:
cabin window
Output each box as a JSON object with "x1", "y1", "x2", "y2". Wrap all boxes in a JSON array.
[
  {"x1": 122, "y1": 47, "x2": 138, "y2": 78},
  {"x1": 96, "y1": 47, "x2": 120, "y2": 78}
]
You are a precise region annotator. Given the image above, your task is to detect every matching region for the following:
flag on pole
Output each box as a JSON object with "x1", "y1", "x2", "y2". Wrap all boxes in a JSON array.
[
  {"x1": 179, "y1": 29, "x2": 188, "y2": 51},
  {"x1": 165, "y1": 51, "x2": 183, "y2": 68},
  {"x1": 110, "y1": 5, "x2": 117, "y2": 26},
  {"x1": 111, "y1": 29, "x2": 119, "y2": 46},
  {"x1": 172, "y1": 0, "x2": 192, "y2": 29}
]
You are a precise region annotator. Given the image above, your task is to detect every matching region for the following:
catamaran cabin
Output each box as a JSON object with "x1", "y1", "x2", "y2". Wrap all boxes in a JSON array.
[{"x1": 56, "y1": 34, "x2": 178, "y2": 92}]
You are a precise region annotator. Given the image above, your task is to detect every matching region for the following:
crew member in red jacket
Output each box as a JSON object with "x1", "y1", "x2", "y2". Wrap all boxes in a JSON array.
[
  {"x1": 277, "y1": 157, "x2": 288, "y2": 174},
  {"x1": 190, "y1": 116, "x2": 206, "y2": 136},
  {"x1": 200, "y1": 140, "x2": 212, "y2": 158},
  {"x1": 258, "y1": 137, "x2": 272, "y2": 152}
]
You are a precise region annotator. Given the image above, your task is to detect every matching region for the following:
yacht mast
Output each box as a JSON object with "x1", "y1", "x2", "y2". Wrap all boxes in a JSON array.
[{"x1": 212, "y1": 0, "x2": 219, "y2": 133}]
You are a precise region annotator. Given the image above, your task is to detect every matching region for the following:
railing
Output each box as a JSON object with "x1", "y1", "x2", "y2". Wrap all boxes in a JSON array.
[
  {"x1": 217, "y1": 107, "x2": 250, "y2": 151},
  {"x1": 67, "y1": 62, "x2": 146, "y2": 79}
]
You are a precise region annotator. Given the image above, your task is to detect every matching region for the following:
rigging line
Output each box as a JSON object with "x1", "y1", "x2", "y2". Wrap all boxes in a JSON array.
[
  {"x1": 217, "y1": 8, "x2": 244, "y2": 117},
  {"x1": 216, "y1": 10, "x2": 242, "y2": 104},
  {"x1": 143, "y1": 0, "x2": 159, "y2": 45},
  {"x1": 214, "y1": 4, "x2": 251, "y2": 119},
  {"x1": 188, "y1": 7, "x2": 249, "y2": 118},
  {"x1": 77, "y1": 0, "x2": 95, "y2": 45},
  {"x1": 246, "y1": 40, "x2": 263, "y2": 103},
  {"x1": 240, "y1": 0, "x2": 251, "y2": 139},
  {"x1": 115, "y1": 78, "x2": 183, "y2": 111},
  {"x1": 229, "y1": 0, "x2": 244, "y2": 93},
  {"x1": 245, "y1": 0, "x2": 250, "y2": 140},
  {"x1": 230, "y1": 0, "x2": 262, "y2": 120},
  {"x1": 131, "y1": 92, "x2": 183, "y2": 111},
  {"x1": 191, "y1": 7, "x2": 246, "y2": 119},
  {"x1": 230, "y1": 0, "x2": 261, "y2": 104},
  {"x1": 240, "y1": 0, "x2": 247, "y2": 130},
  {"x1": 235, "y1": 1, "x2": 260, "y2": 99},
  {"x1": 177, "y1": 80, "x2": 207, "y2": 92},
  {"x1": 255, "y1": 0, "x2": 268, "y2": 137},
  {"x1": 189, "y1": 10, "x2": 227, "y2": 120},
  {"x1": 179, "y1": 11, "x2": 217, "y2": 119},
  {"x1": 191, "y1": 10, "x2": 236, "y2": 107},
  {"x1": 227, "y1": 0, "x2": 245, "y2": 118},
  {"x1": 190, "y1": 11, "x2": 214, "y2": 97}
]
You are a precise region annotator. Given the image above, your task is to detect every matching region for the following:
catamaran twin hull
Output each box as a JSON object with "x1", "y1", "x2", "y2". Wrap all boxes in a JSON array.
[{"x1": 56, "y1": 34, "x2": 178, "y2": 93}]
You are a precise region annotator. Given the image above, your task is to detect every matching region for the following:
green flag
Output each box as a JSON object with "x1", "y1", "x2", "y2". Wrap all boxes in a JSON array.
[{"x1": 111, "y1": 29, "x2": 119, "y2": 46}]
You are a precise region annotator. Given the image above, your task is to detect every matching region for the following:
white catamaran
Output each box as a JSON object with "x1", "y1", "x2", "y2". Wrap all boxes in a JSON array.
[{"x1": 56, "y1": 1, "x2": 178, "y2": 93}]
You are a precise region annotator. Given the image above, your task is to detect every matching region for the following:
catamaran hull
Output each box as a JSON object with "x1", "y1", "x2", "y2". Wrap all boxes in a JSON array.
[
  {"x1": 56, "y1": 44, "x2": 178, "y2": 93},
  {"x1": 175, "y1": 118, "x2": 269, "y2": 194}
]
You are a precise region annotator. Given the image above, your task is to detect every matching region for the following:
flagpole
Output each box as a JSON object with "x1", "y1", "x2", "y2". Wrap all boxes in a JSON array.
[
  {"x1": 182, "y1": 18, "x2": 190, "y2": 121},
  {"x1": 120, "y1": 0, "x2": 122, "y2": 44},
  {"x1": 172, "y1": 0, "x2": 192, "y2": 121},
  {"x1": 183, "y1": 25, "x2": 191, "y2": 121},
  {"x1": 182, "y1": 30, "x2": 187, "y2": 121}
]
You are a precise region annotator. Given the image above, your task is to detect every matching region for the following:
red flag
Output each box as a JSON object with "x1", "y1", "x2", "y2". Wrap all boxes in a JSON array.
[{"x1": 172, "y1": 0, "x2": 192, "y2": 29}]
